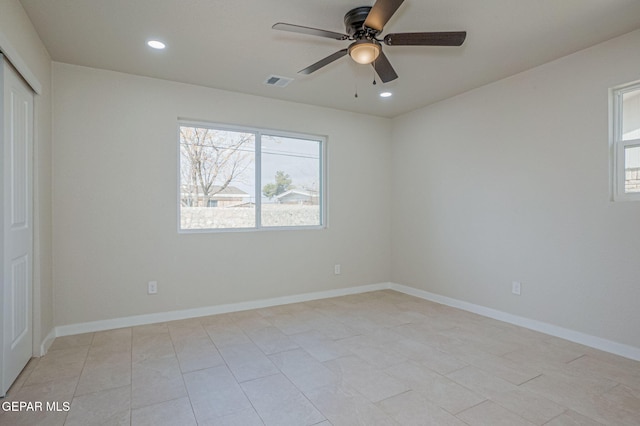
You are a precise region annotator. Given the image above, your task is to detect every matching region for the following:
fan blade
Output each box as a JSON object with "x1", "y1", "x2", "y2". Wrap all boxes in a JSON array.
[
  {"x1": 384, "y1": 31, "x2": 467, "y2": 46},
  {"x1": 364, "y1": 0, "x2": 405, "y2": 32},
  {"x1": 372, "y1": 51, "x2": 398, "y2": 83},
  {"x1": 299, "y1": 49, "x2": 349, "y2": 75},
  {"x1": 272, "y1": 23, "x2": 348, "y2": 40}
]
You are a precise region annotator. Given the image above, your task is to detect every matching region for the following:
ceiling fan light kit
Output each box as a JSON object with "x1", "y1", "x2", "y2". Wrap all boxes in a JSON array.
[
  {"x1": 273, "y1": 0, "x2": 466, "y2": 84},
  {"x1": 349, "y1": 40, "x2": 381, "y2": 65}
]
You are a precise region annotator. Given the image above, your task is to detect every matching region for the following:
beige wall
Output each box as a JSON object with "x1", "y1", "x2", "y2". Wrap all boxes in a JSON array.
[
  {"x1": 0, "y1": 0, "x2": 54, "y2": 352},
  {"x1": 52, "y1": 63, "x2": 392, "y2": 326},
  {"x1": 391, "y1": 29, "x2": 640, "y2": 348}
]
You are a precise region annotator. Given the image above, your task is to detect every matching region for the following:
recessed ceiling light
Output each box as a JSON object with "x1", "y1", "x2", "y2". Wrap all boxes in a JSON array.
[
  {"x1": 147, "y1": 40, "x2": 166, "y2": 50},
  {"x1": 379, "y1": 92, "x2": 392, "y2": 98}
]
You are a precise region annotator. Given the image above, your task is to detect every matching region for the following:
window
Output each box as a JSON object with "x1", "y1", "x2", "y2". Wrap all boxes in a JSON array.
[
  {"x1": 611, "y1": 82, "x2": 640, "y2": 201},
  {"x1": 179, "y1": 122, "x2": 325, "y2": 231}
]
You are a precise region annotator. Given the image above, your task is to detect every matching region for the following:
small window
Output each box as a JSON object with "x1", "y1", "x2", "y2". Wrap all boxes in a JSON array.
[
  {"x1": 179, "y1": 122, "x2": 325, "y2": 231},
  {"x1": 611, "y1": 82, "x2": 640, "y2": 200}
]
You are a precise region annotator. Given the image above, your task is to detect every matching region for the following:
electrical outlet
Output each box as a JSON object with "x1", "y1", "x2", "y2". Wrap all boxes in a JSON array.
[
  {"x1": 148, "y1": 281, "x2": 158, "y2": 295},
  {"x1": 334, "y1": 264, "x2": 341, "y2": 275},
  {"x1": 512, "y1": 281, "x2": 521, "y2": 296}
]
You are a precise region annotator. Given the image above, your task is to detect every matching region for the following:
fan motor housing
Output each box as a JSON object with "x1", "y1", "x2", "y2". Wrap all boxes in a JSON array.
[{"x1": 344, "y1": 6, "x2": 377, "y2": 37}]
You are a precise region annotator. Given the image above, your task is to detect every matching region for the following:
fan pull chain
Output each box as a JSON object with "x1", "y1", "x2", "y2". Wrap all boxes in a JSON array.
[
  {"x1": 354, "y1": 81, "x2": 358, "y2": 98},
  {"x1": 372, "y1": 59, "x2": 377, "y2": 85}
]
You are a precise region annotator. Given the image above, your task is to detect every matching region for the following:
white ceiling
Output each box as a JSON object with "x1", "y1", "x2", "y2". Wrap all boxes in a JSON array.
[{"x1": 19, "y1": 0, "x2": 640, "y2": 118}]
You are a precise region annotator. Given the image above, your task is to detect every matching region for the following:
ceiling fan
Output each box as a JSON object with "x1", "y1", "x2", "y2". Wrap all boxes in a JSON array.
[{"x1": 272, "y1": 0, "x2": 466, "y2": 83}]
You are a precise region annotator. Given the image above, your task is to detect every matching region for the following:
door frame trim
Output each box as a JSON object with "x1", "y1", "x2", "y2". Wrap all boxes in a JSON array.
[{"x1": 0, "y1": 30, "x2": 42, "y2": 95}]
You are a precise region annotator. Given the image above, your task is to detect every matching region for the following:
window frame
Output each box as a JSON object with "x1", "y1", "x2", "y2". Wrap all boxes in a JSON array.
[
  {"x1": 610, "y1": 81, "x2": 640, "y2": 202},
  {"x1": 177, "y1": 120, "x2": 327, "y2": 233}
]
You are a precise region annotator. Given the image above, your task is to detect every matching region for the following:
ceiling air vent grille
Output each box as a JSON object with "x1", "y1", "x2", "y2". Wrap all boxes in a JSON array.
[{"x1": 263, "y1": 75, "x2": 293, "y2": 87}]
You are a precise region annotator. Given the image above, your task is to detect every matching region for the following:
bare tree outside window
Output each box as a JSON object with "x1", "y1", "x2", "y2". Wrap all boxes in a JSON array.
[
  {"x1": 180, "y1": 126, "x2": 255, "y2": 229},
  {"x1": 180, "y1": 126, "x2": 254, "y2": 206}
]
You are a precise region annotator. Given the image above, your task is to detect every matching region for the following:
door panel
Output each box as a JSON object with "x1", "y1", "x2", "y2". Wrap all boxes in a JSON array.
[
  {"x1": 11, "y1": 89, "x2": 29, "y2": 229},
  {"x1": 1, "y1": 55, "x2": 33, "y2": 396},
  {"x1": 11, "y1": 255, "x2": 29, "y2": 349}
]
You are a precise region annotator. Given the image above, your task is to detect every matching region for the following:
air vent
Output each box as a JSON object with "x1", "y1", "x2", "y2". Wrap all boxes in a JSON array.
[{"x1": 263, "y1": 75, "x2": 293, "y2": 87}]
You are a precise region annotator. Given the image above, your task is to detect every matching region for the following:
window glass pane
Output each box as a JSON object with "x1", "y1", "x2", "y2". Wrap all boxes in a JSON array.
[
  {"x1": 260, "y1": 135, "x2": 321, "y2": 227},
  {"x1": 180, "y1": 126, "x2": 255, "y2": 229},
  {"x1": 625, "y1": 145, "x2": 640, "y2": 194},
  {"x1": 622, "y1": 88, "x2": 640, "y2": 141}
]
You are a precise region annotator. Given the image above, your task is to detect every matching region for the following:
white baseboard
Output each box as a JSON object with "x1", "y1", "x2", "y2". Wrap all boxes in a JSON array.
[
  {"x1": 389, "y1": 282, "x2": 640, "y2": 362},
  {"x1": 49, "y1": 280, "x2": 640, "y2": 362},
  {"x1": 38, "y1": 328, "x2": 56, "y2": 356},
  {"x1": 54, "y1": 282, "x2": 389, "y2": 338}
]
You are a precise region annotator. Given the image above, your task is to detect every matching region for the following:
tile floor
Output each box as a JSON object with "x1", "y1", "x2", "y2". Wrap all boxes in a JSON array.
[{"x1": 1, "y1": 290, "x2": 639, "y2": 425}]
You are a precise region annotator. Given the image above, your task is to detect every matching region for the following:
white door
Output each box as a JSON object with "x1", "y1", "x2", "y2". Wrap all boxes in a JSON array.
[{"x1": 1, "y1": 55, "x2": 33, "y2": 397}]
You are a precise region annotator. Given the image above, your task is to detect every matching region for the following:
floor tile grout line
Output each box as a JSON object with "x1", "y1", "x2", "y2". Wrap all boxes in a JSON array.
[
  {"x1": 566, "y1": 353, "x2": 587, "y2": 364},
  {"x1": 196, "y1": 315, "x2": 267, "y2": 424},
  {"x1": 233, "y1": 310, "x2": 337, "y2": 424},
  {"x1": 146, "y1": 324, "x2": 195, "y2": 424},
  {"x1": 451, "y1": 398, "x2": 491, "y2": 416},
  {"x1": 70, "y1": 339, "x2": 91, "y2": 398},
  {"x1": 517, "y1": 373, "x2": 543, "y2": 387}
]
